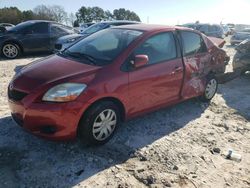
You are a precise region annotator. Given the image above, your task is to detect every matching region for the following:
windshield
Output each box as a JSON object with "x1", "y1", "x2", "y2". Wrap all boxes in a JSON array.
[
  {"x1": 62, "y1": 28, "x2": 143, "y2": 66},
  {"x1": 82, "y1": 23, "x2": 108, "y2": 34}
]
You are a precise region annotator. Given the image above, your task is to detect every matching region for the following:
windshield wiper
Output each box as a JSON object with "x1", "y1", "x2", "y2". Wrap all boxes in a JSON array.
[{"x1": 64, "y1": 51, "x2": 97, "y2": 65}]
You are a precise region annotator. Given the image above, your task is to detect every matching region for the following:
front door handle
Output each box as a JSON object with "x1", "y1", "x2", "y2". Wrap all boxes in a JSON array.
[{"x1": 171, "y1": 66, "x2": 182, "y2": 75}]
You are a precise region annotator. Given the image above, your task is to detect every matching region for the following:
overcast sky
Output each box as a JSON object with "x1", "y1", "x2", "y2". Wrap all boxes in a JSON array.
[{"x1": 1, "y1": 0, "x2": 250, "y2": 25}]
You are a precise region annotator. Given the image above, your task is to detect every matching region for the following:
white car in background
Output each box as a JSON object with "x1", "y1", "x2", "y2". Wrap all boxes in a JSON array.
[{"x1": 0, "y1": 23, "x2": 15, "y2": 30}]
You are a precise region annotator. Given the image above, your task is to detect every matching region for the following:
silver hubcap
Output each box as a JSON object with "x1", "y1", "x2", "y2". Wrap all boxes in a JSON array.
[
  {"x1": 205, "y1": 79, "x2": 217, "y2": 99},
  {"x1": 92, "y1": 109, "x2": 117, "y2": 141},
  {"x1": 3, "y1": 44, "x2": 18, "y2": 58}
]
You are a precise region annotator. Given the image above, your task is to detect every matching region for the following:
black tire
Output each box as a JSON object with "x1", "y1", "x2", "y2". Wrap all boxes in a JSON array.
[
  {"x1": 1, "y1": 42, "x2": 21, "y2": 59},
  {"x1": 200, "y1": 75, "x2": 218, "y2": 102},
  {"x1": 78, "y1": 101, "x2": 121, "y2": 145}
]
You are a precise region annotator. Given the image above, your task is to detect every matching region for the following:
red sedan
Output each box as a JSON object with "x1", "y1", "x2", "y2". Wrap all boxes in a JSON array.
[{"x1": 8, "y1": 24, "x2": 229, "y2": 145}]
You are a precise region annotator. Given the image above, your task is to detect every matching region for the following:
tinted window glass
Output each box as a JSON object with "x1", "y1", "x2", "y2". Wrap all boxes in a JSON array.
[
  {"x1": 134, "y1": 32, "x2": 176, "y2": 64},
  {"x1": 180, "y1": 31, "x2": 207, "y2": 56},
  {"x1": 31, "y1": 23, "x2": 48, "y2": 34}
]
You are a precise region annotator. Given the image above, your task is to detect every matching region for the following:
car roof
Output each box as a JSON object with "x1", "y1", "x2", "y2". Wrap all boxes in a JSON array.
[
  {"x1": 21, "y1": 20, "x2": 61, "y2": 25},
  {"x1": 25, "y1": 20, "x2": 54, "y2": 23},
  {"x1": 99, "y1": 20, "x2": 140, "y2": 24},
  {"x1": 114, "y1": 24, "x2": 194, "y2": 32}
]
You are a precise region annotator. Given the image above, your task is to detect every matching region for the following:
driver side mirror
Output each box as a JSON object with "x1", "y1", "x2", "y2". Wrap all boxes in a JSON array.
[{"x1": 132, "y1": 55, "x2": 149, "y2": 69}]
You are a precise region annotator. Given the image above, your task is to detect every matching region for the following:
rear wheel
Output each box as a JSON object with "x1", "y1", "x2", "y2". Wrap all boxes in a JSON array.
[
  {"x1": 78, "y1": 101, "x2": 121, "y2": 145},
  {"x1": 200, "y1": 76, "x2": 218, "y2": 102},
  {"x1": 2, "y1": 43, "x2": 21, "y2": 59}
]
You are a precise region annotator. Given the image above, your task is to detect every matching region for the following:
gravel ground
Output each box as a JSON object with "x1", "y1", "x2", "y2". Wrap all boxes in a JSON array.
[{"x1": 0, "y1": 38, "x2": 250, "y2": 188}]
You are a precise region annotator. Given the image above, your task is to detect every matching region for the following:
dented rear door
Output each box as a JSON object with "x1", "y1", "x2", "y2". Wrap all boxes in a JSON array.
[{"x1": 178, "y1": 30, "x2": 211, "y2": 100}]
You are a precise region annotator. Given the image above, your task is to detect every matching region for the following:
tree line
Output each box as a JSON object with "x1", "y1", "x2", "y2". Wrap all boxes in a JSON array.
[{"x1": 0, "y1": 5, "x2": 141, "y2": 26}]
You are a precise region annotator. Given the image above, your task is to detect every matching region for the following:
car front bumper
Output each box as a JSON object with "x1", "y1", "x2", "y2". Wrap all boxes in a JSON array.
[{"x1": 8, "y1": 99, "x2": 90, "y2": 141}]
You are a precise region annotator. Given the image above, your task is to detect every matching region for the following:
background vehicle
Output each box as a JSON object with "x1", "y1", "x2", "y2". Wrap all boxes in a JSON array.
[
  {"x1": 183, "y1": 23, "x2": 225, "y2": 38},
  {"x1": 222, "y1": 25, "x2": 230, "y2": 36},
  {"x1": 79, "y1": 22, "x2": 94, "y2": 33},
  {"x1": 230, "y1": 28, "x2": 250, "y2": 45},
  {"x1": 0, "y1": 20, "x2": 78, "y2": 59},
  {"x1": 8, "y1": 25, "x2": 229, "y2": 145},
  {"x1": 182, "y1": 23, "x2": 197, "y2": 29},
  {"x1": 0, "y1": 23, "x2": 15, "y2": 30},
  {"x1": 196, "y1": 24, "x2": 225, "y2": 38},
  {"x1": 227, "y1": 23, "x2": 235, "y2": 35},
  {"x1": 233, "y1": 39, "x2": 250, "y2": 73},
  {"x1": 54, "y1": 20, "x2": 140, "y2": 51}
]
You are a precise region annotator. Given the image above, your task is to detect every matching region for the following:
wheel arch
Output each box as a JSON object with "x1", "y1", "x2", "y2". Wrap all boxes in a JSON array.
[
  {"x1": 76, "y1": 96, "x2": 126, "y2": 138},
  {"x1": 206, "y1": 70, "x2": 217, "y2": 80},
  {"x1": 80, "y1": 96, "x2": 126, "y2": 123},
  {"x1": 2, "y1": 40, "x2": 23, "y2": 53}
]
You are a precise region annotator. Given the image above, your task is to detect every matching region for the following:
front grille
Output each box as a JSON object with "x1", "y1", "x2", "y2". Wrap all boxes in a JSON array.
[{"x1": 8, "y1": 87, "x2": 28, "y2": 101}]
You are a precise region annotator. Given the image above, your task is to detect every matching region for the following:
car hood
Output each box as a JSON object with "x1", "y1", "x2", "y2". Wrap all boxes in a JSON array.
[
  {"x1": 57, "y1": 33, "x2": 84, "y2": 43},
  {"x1": 12, "y1": 55, "x2": 100, "y2": 93}
]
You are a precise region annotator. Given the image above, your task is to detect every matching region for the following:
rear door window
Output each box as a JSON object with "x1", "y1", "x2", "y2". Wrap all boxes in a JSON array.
[
  {"x1": 180, "y1": 31, "x2": 207, "y2": 56},
  {"x1": 134, "y1": 32, "x2": 177, "y2": 64}
]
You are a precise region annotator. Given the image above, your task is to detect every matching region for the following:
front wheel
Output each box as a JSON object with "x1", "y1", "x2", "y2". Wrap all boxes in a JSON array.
[
  {"x1": 2, "y1": 43, "x2": 21, "y2": 59},
  {"x1": 200, "y1": 77, "x2": 218, "y2": 102},
  {"x1": 78, "y1": 101, "x2": 121, "y2": 145}
]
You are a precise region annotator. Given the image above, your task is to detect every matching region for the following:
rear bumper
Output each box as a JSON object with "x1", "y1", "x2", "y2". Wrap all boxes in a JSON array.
[{"x1": 8, "y1": 99, "x2": 89, "y2": 141}]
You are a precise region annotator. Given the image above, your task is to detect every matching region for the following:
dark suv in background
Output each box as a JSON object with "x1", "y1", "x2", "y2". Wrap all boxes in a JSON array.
[
  {"x1": 0, "y1": 20, "x2": 78, "y2": 59},
  {"x1": 183, "y1": 23, "x2": 225, "y2": 38}
]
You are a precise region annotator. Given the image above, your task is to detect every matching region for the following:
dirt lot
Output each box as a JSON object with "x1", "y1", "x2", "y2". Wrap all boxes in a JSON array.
[{"x1": 0, "y1": 38, "x2": 250, "y2": 188}]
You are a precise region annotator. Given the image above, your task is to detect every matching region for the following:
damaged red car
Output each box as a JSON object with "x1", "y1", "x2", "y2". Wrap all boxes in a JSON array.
[{"x1": 8, "y1": 24, "x2": 229, "y2": 145}]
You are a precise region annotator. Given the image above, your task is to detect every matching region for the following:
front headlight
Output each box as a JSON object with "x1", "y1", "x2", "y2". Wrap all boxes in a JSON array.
[{"x1": 42, "y1": 83, "x2": 87, "y2": 102}]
